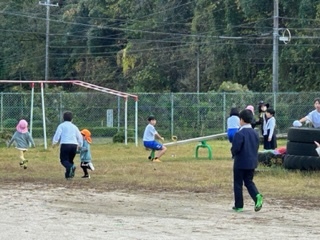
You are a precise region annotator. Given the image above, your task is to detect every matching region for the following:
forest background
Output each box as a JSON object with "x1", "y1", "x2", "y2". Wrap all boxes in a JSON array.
[{"x1": 1, "y1": 0, "x2": 320, "y2": 93}]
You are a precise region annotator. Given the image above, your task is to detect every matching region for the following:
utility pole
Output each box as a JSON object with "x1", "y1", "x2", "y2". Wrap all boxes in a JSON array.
[
  {"x1": 272, "y1": 0, "x2": 279, "y2": 93},
  {"x1": 39, "y1": 0, "x2": 58, "y2": 82},
  {"x1": 38, "y1": 1, "x2": 58, "y2": 150}
]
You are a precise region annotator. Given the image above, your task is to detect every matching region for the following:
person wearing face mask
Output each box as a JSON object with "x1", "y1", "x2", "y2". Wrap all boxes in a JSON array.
[{"x1": 255, "y1": 101, "x2": 270, "y2": 136}]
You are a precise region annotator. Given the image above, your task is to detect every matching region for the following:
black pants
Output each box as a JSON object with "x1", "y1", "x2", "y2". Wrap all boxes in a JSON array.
[
  {"x1": 81, "y1": 162, "x2": 90, "y2": 176},
  {"x1": 60, "y1": 144, "x2": 77, "y2": 178},
  {"x1": 233, "y1": 168, "x2": 259, "y2": 208}
]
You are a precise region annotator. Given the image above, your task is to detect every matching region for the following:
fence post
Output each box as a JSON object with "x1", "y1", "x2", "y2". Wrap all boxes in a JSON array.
[
  {"x1": 273, "y1": 92, "x2": 277, "y2": 111},
  {"x1": 170, "y1": 93, "x2": 174, "y2": 137},
  {"x1": 0, "y1": 93, "x2": 3, "y2": 132},
  {"x1": 223, "y1": 92, "x2": 226, "y2": 132}
]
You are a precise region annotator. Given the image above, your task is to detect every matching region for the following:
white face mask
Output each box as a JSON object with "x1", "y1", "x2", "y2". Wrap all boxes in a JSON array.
[{"x1": 261, "y1": 106, "x2": 267, "y2": 112}]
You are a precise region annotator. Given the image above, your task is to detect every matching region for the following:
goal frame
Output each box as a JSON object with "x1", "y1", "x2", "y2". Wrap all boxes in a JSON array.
[{"x1": 0, "y1": 80, "x2": 138, "y2": 149}]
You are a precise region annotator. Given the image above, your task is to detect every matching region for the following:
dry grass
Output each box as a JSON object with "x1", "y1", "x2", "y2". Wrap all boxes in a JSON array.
[{"x1": 2, "y1": 139, "x2": 320, "y2": 200}]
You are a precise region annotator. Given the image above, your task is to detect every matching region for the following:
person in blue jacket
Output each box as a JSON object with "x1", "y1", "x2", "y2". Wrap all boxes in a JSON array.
[
  {"x1": 231, "y1": 109, "x2": 263, "y2": 212},
  {"x1": 79, "y1": 129, "x2": 94, "y2": 178}
]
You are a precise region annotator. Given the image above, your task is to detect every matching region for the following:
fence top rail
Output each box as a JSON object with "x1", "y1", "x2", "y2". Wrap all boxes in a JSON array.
[{"x1": 0, "y1": 80, "x2": 138, "y2": 101}]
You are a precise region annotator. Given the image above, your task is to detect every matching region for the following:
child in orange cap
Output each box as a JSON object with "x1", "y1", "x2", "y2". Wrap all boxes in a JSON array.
[
  {"x1": 8, "y1": 119, "x2": 35, "y2": 169},
  {"x1": 79, "y1": 129, "x2": 94, "y2": 178}
]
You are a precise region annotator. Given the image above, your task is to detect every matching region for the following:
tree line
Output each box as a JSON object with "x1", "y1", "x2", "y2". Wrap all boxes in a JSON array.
[{"x1": 0, "y1": 0, "x2": 320, "y2": 93}]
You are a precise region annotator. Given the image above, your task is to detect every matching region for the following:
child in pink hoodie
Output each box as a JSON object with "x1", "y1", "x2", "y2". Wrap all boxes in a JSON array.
[{"x1": 8, "y1": 119, "x2": 35, "y2": 168}]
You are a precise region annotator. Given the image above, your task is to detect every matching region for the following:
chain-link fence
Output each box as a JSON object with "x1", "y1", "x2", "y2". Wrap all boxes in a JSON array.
[{"x1": 0, "y1": 92, "x2": 319, "y2": 146}]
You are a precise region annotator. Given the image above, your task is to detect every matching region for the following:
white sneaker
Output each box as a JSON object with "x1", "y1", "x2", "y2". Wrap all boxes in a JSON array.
[{"x1": 88, "y1": 162, "x2": 95, "y2": 171}]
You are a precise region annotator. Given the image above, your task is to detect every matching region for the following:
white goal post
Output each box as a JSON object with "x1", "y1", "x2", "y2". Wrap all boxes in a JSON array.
[{"x1": 0, "y1": 80, "x2": 139, "y2": 149}]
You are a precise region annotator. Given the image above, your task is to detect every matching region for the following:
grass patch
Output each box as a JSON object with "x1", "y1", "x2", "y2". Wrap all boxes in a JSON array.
[{"x1": 2, "y1": 139, "x2": 320, "y2": 200}]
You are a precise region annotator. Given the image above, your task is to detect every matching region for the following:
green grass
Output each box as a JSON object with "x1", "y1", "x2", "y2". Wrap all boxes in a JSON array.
[{"x1": 2, "y1": 139, "x2": 320, "y2": 201}]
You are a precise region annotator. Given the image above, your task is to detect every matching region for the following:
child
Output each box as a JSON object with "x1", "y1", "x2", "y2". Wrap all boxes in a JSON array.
[
  {"x1": 231, "y1": 109, "x2": 263, "y2": 212},
  {"x1": 227, "y1": 107, "x2": 240, "y2": 143},
  {"x1": 143, "y1": 115, "x2": 167, "y2": 162},
  {"x1": 263, "y1": 108, "x2": 277, "y2": 150},
  {"x1": 8, "y1": 119, "x2": 35, "y2": 169},
  {"x1": 255, "y1": 101, "x2": 269, "y2": 136},
  {"x1": 79, "y1": 129, "x2": 94, "y2": 178},
  {"x1": 245, "y1": 105, "x2": 257, "y2": 128},
  {"x1": 296, "y1": 97, "x2": 320, "y2": 128},
  {"x1": 52, "y1": 111, "x2": 83, "y2": 179}
]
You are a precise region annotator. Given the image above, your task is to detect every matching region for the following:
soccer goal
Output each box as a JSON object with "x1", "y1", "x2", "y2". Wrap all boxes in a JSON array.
[{"x1": 0, "y1": 80, "x2": 138, "y2": 149}]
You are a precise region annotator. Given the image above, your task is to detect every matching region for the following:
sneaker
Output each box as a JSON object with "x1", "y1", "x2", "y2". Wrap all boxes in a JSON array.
[
  {"x1": 81, "y1": 175, "x2": 90, "y2": 179},
  {"x1": 88, "y1": 162, "x2": 95, "y2": 171},
  {"x1": 232, "y1": 207, "x2": 243, "y2": 212},
  {"x1": 153, "y1": 159, "x2": 161, "y2": 163},
  {"x1": 20, "y1": 159, "x2": 28, "y2": 167},
  {"x1": 69, "y1": 165, "x2": 76, "y2": 178},
  {"x1": 255, "y1": 194, "x2": 263, "y2": 212}
]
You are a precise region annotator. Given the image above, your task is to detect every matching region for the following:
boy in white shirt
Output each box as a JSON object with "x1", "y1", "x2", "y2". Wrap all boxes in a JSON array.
[{"x1": 143, "y1": 116, "x2": 167, "y2": 162}]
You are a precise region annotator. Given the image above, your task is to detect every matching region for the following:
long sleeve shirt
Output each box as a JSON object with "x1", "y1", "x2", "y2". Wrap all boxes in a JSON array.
[
  {"x1": 8, "y1": 131, "x2": 35, "y2": 149},
  {"x1": 79, "y1": 140, "x2": 92, "y2": 162},
  {"x1": 231, "y1": 124, "x2": 259, "y2": 169},
  {"x1": 263, "y1": 116, "x2": 276, "y2": 138},
  {"x1": 52, "y1": 121, "x2": 83, "y2": 146}
]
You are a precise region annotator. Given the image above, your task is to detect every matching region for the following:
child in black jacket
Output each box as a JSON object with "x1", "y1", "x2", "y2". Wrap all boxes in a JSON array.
[{"x1": 231, "y1": 109, "x2": 263, "y2": 212}]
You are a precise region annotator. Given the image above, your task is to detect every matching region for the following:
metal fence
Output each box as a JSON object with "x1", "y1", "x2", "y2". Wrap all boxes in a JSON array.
[{"x1": 1, "y1": 92, "x2": 319, "y2": 145}]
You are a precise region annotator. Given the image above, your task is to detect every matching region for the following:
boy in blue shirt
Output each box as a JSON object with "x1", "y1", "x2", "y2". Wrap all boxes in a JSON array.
[
  {"x1": 231, "y1": 109, "x2": 263, "y2": 212},
  {"x1": 143, "y1": 115, "x2": 167, "y2": 162}
]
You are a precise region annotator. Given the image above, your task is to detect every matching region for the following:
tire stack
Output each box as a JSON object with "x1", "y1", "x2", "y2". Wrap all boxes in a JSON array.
[{"x1": 284, "y1": 127, "x2": 320, "y2": 170}]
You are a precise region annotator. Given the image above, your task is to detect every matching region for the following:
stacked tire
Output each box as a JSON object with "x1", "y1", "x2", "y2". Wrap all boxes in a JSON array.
[{"x1": 284, "y1": 127, "x2": 320, "y2": 170}]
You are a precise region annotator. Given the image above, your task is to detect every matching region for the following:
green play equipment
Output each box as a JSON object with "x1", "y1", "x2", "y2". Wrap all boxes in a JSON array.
[
  {"x1": 150, "y1": 149, "x2": 155, "y2": 159},
  {"x1": 195, "y1": 140, "x2": 213, "y2": 160}
]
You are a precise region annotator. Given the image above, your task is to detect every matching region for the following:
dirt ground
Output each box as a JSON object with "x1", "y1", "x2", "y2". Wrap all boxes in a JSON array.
[{"x1": 1, "y1": 183, "x2": 320, "y2": 240}]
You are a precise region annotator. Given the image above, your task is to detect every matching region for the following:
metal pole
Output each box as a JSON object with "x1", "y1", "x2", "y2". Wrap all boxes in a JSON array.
[
  {"x1": 135, "y1": 100, "x2": 138, "y2": 146},
  {"x1": 39, "y1": 0, "x2": 58, "y2": 149},
  {"x1": 124, "y1": 97, "x2": 128, "y2": 145},
  {"x1": 40, "y1": 82, "x2": 48, "y2": 149},
  {"x1": 197, "y1": 50, "x2": 200, "y2": 127},
  {"x1": 30, "y1": 83, "x2": 34, "y2": 137},
  {"x1": 272, "y1": 0, "x2": 279, "y2": 93},
  {"x1": 45, "y1": 1, "x2": 50, "y2": 82},
  {"x1": 39, "y1": 0, "x2": 58, "y2": 82}
]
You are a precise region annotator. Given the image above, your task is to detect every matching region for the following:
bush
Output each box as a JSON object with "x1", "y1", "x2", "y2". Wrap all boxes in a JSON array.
[
  {"x1": 113, "y1": 131, "x2": 135, "y2": 143},
  {"x1": 3, "y1": 118, "x2": 17, "y2": 128}
]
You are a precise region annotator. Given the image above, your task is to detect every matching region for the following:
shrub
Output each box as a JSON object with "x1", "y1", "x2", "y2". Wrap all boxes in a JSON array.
[{"x1": 3, "y1": 118, "x2": 17, "y2": 128}]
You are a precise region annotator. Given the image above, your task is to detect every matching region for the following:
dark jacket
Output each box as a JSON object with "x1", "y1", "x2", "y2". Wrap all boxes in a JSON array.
[{"x1": 231, "y1": 124, "x2": 259, "y2": 169}]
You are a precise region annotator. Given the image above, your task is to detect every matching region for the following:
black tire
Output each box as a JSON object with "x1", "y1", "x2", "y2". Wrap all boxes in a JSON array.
[
  {"x1": 287, "y1": 127, "x2": 320, "y2": 143},
  {"x1": 286, "y1": 141, "x2": 318, "y2": 156},
  {"x1": 258, "y1": 152, "x2": 274, "y2": 166},
  {"x1": 258, "y1": 152, "x2": 284, "y2": 167},
  {"x1": 284, "y1": 154, "x2": 320, "y2": 170}
]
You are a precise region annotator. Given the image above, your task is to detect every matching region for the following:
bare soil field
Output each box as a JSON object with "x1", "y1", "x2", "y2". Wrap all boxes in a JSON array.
[{"x1": 1, "y1": 183, "x2": 320, "y2": 240}]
